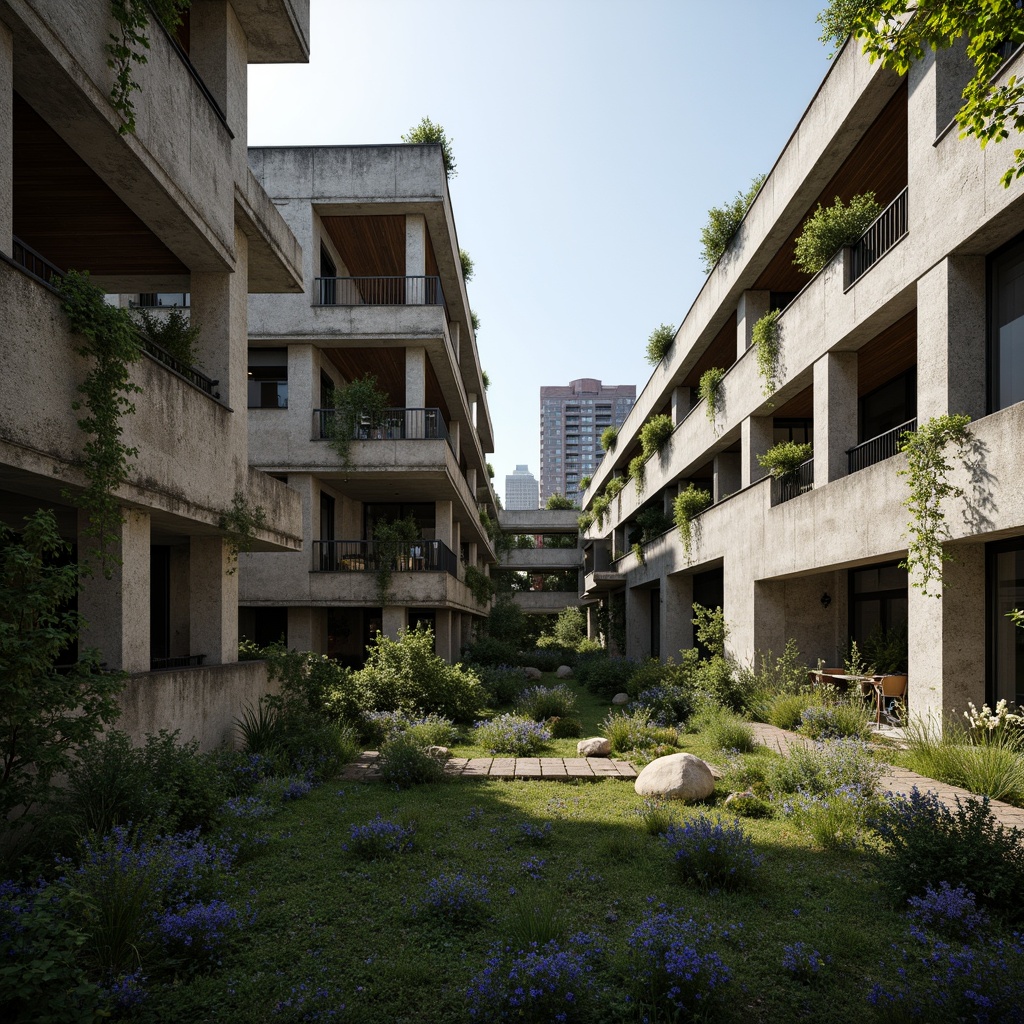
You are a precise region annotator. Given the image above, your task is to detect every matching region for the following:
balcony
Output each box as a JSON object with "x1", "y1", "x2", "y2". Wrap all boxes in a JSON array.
[
  {"x1": 771, "y1": 458, "x2": 814, "y2": 505},
  {"x1": 847, "y1": 417, "x2": 916, "y2": 474},
  {"x1": 314, "y1": 275, "x2": 444, "y2": 307},
  {"x1": 312, "y1": 539, "x2": 459, "y2": 578},
  {"x1": 11, "y1": 235, "x2": 62, "y2": 287},
  {"x1": 846, "y1": 188, "x2": 908, "y2": 288},
  {"x1": 313, "y1": 407, "x2": 455, "y2": 458}
]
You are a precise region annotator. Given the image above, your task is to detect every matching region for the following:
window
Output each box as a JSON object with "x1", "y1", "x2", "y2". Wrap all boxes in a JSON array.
[
  {"x1": 248, "y1": 348, "x2": 288, "y2": 408},
  {"x1": 773, "y1": 418, "x2": 813, "y2": 446},
  {"x1": 988, "y1": 538, "x2": 1024, "y2": 707},
  {"x1": 138, "y1": 292, "x2": 189, "y2": 308},
  {"x1": 848, "y1": 561, "x2": 908, "y2": 650},
  {"x1": 989, "y1": 234, "x2": 1024, "y2": 412},
  {"x1": 319, "y1": 244, "x2": 337, "y2": 305},
  {"x1": 860, "y1": 368, "x2": 916, "y2": 442}
]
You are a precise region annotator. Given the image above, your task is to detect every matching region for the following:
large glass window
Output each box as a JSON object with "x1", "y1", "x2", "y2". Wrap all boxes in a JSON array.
[
  {"x1": 988, "y1": 539, "x2": 1024, "y2": 707},
  {"x1": 860, "y1": 368, "x2": 916, "y2": 442},
  {"x1": 849, "y1": 561, "x2": 908, "y2": 650},
  {"x1": 990, "y1": 235, "x2": 1024, "y2": 411},
  {"x1": 248, "y1": 348, "x2": 288, "y2": 408}
]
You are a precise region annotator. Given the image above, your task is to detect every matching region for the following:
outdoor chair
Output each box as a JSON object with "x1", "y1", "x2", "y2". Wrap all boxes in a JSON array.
[{"x1": 872, "y1": 674, "x2": 907, "y2": 725}]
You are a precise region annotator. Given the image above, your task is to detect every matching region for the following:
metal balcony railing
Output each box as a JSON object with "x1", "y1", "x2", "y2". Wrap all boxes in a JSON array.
[
  {"x1": 151, "y1": 654, "x2": 206, "y2": 670},
  {"x1": 11, "y1": 235, "x2": 63, "y2": 287},
  {"x1": 313, "y1": 407, "x2": 455, "y2": 457},
  {"x1": 847, "y1": 417, "x2": 917, "y2": 474},
  {"x1": 847, "y1": 188, "x2": 908, "y2": 286},
  {"x1": 314, "y1": 275, "x2": 445, "y2": 307},
  {"x1": 312, "y1": 539, "x2": 459, "y2": 578},
  {"x1": 140, "y1": 337, "x2": 220, "y2": 399},
  {"x1": 771, "y1": 458, "x2": 814, "y2": 505}
]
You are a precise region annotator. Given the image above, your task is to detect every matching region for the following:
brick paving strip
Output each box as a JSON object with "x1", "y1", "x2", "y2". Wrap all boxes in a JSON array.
[
  {"x1": 338, "y1": 751, "x2": 637, "y2": 783},
  {"x1": 749, "y1": 722, "x2": 1024, "y2": 832}
]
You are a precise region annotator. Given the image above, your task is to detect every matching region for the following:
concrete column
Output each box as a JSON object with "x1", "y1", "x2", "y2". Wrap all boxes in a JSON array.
[
  {"x1": 191, "y1": 226, "x2": 249, "y2": 414},
  {"x1": 435, "y1": 500, "x2": 453, "y2": 550},
  {"x1": 189, "y1": 536, "x2": 237, "y2": 665},
  {"x1": 813, "y1": 351, "x2": 858, "y2": 484},
  {"x1": 737, "y1": 290, "x2": 771, "y2": 359},
  {"x1": 908, "y1": 544, "x2": 986, "y2": 725},
  {"x1": 449, "y1": 419, "x2": 461, "y2": 458},
  {"x1": 0, "y1": 21, "x2": 12, "y2": 259},
  {"x1": 466, "y1": 467, "x2": 478, "y2": 494},
  {"x1": 449, "y1": 320, "x2": 461, "y2": 361},
  {"x1": 287, "y1": 606, "x2": 322, "y2": 653},
  {"x1": 405, "y1": 214, "x2": 426, "y2": 303},
  {"x1": 405, "y1": 346, "x2": 426, "y2": 410},
  {"x1": 382, "y1": 605, "x2": 405, "y2": 640},
  {"x1": 662, "y1": 573, "x2": 694, "y2": 659},
  {"x1": 78, "y1": 509, "x2": 151, "y2": 672},
  {"x1": 287, "y1": 344, "x2": 315, "y2": 436},
  {"x1": 724, "y1": 560, "x2": 755, "y2": 667},
  {"x1": 625, "y1": 585, "x2": 652, "y2": 661},
  {"x1": 467, "y1": 393, "x2": 478, "y2": 428},
  {"x1": 713, "y1": 452, "x2": 740, "y2": 502},
  {"x1": 434, "y1": 609, "x2": 453, "y2": 662},
  {"x1": 467, "y1": 541, "x2": 478, "y2": 568},
  {"x1": 917, "y1": 256, "x2": 987, "y2": 421},
  {"x1": 742, "y1": 415, "x2": 774, "y2": 488},
  {"x1": 671, "y1": 386, "x2": 692, "y2": 425},
  {"x1": 452, "y1": 519, "x2": 462, "y2": 554}
]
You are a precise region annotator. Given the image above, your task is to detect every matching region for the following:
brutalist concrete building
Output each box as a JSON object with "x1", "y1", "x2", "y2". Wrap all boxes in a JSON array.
[{"x1": 579, "y1": 33, "x2": 1024, "y2": 723}]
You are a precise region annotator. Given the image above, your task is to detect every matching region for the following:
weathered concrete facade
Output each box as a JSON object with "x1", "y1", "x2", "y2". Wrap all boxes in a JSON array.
[
  {"x1": 580, "y1": 37, "x2": 1024, "y2": 722},
  {"x1": 0, "y1": 1, "x2": 308, "y2": 748},
  {"x1": 240, "y1": 145, "x2": 499, "y2": 665}
]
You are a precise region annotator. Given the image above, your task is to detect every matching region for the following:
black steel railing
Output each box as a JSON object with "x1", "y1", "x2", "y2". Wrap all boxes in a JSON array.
[
  {"x1": 313, "y1": 407, "x2": 455, "y2": 456},
  {"x1": 771, "y1": 458, "x2": 814, "y2": 505},
  {"x1": 151, "y1": 654, "x2": 206, "y2": 670},
  {"x1": 312, "y1": 539, "x2": 459, "y2": 578},
  {"x1": 314, "y1": 275, "x2": 445, "y2": 307},
  {"x1": 12, "y1": 236, "x2": 63, "y2": 287},
  {"x1": 847, "y1": 188, "x2": 908, "y2": 286},
  {"x1": 847, "y1": 417, "x2": 917, "y2": 474},
  {"x1": 140, "y1": 336, "x2": 220, "y2": 399}
]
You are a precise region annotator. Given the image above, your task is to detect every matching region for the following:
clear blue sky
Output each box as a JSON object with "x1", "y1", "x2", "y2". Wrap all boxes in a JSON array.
[{"x1": 249, "y1": 0, "x2": 833, "y2": 496}]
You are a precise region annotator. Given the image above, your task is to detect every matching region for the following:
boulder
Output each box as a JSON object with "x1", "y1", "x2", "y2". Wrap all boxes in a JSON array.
[
  {"x1": 555, "y1": 665, "x2": 574, "y2": 679},
  {"x1": 611, "y1": 692, "x2": 629, "y2": 705},
  {"x1": 523, "y1": 667, "x2": 543, "y2": 681},
  {"x1": 577, "y1": 737, "x2": 612, "y2": 757},
  {"x1": 634, "y1": 753, "x2": 716, "y2": 802}
]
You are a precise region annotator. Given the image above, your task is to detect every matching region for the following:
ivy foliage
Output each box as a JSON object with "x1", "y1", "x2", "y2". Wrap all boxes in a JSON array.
[
  {"x1": 578, "y1": 474, "x2": 592, "y2": 492},
  {"x1": 135, "y1": 307, "x2": 202, "y2": 368},
  {"x1": 219, "y1": 492, "x2": 268, "y2": 575},
  {"x1": 698, "y1": 367, "x2": 726, "y2": 425},
  {"x1": 601, "y1": 425, "x2": 619, "y2": 452},
  {"x1": 640, "y1": 414, "x2": 675, "y2": 457},
  {"x1": 108, "y1": 0, "x2": 192, "y2": 135},
  {"x1": 546, "y1": 494, "x2": 576, "y2": 510},
  {"x1": 673, "y1": 484, "x2": 713, "y2": 557},
  {"x1": 605, "y1": 477, "x2": 625, "y2": 500},
  {"x1": 817, "y1": 0, "x2": 1024, "y2": 186},
  {"x1": 645, "y1": 323, "x2": 677, "y2": 366},
  {"x1": 464, "y1": 564, "x2": 496, "y2": 607},
  {"x1": 757, "y1": 440, "x2": 814, "y2": 480},
  {"x1": 898, "y1": 414, "x2": 973, "y2": 597},
  {"x1": 325, "y1": 375, "x2": 390, "y2": 468},
  {"x1": 0, "y1": 510, "x2": 124, "y2": 834},
  {"x1": 628, "y1": 504, "x2": 673, "y2": 564},
  {"x1": 752, "y1": 308, "x2": 782, "y2": 397},
  {"x1": 57, "y1": 270, "x2": 142, "y2": 575},
  {"x1": 699, "y1": 174, "x2": 765, "y2": 272},
  {"x1": 793, "y1": 192, "x2": 882, "y2": 275},
  {"x1": 459, "y1": 248, "x2": 474, "y2": 282},
  {"x1": 373, "y1": 515, "x2": 420, "y2": 606},
  {"x1": 402, "y1": 117, "x2": 458, "y2": 179},
  {"x1": 628, "y1": 455, "x2": 647, "y2": 496}
]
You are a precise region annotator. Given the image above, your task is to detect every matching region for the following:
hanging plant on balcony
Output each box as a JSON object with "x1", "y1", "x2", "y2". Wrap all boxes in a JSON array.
[
  {"x1": 464, "y1": 564, "x2": 495, "y2": 607},
  {"x1": 699, "y1": 367, "x2": 726, "y2": 427},
  {"x1": 605, "y1": 477, "x2": 625, "y2": 500},
  {"x1": 57, "y1": 270, "x2": 142, "y2": 576},
  {"x1": 600, "y1": 425, "x2": 619, "y2": 452},
  {"x1": 757, "y1": 441, "x2": 813, "y2": 481},
  {"x1": 630, "y1": 504, "x2": 673, "y2": 564},
  {"x1": 644, "y1": 323, "x2": 676, "y2": 366},
  {"x1": 898, "y1": 414, "x2": 973, "y2": 598},
  {"x1": 628, "y1": 455, "x2": 648, "y2": 497},
  {"x1": 792, "y1": 192, "x2": 882, "y2": 275},
  {"x1": 219, "y1": 491, "x2": 268, "y2": 576},
  {"x1": 591, "y1": 493, "x2": 611, "y2": 529},
  {"x1": 578, "y1": 474, "x2": 592, "y2": 492},
  {"x1": 640, "y1": 414, "x2": 675, "y2": 458},
  {"x1": 752, "y1": 309, "x2": 782, "y2": 397},
  {"x1": 325, "y1": 374, "x2": 389, "y2": 468},
  {"x1": 135, "y1": 307, "x2": 202, "y2": 368},
  {"x1": 577, "y1": 510, "x2": 595, "y2": 532},
  {"x1": 673, "y1": 484, "x2": 713, "y2": 557},
  {"x1": 372, "y1": 515, "x2": 420, "y2": 606}
]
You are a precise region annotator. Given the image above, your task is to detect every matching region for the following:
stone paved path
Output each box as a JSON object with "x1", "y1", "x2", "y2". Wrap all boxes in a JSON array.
[
  {"x1": 750, "y1": 721, "x2": 1024, "y2": 831},
  {"x1": 338, "y1": 751, "x2": 637, "y2": 782}
]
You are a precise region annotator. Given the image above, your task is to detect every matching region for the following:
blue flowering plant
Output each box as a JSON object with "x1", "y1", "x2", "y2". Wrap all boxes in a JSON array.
[
  {"x1": 466, "y1": 932, "x2": 604, "y2": 1023},
  {"x1": 780, "y1": 782, "x2": 875, "y2": 850},
  {"x1": 781, "y1": 941, "x2": 827, "y2": 984},
  {"x1": 417, "y1": 872, "x2": 491, "y2": 925},
  {"x1": 661, "y1": 815, "x2": 764, "y2": 889},
  {"x1": 906, "y1": 882, "x2": 990, "y2": 940},
  {"x1": 626, "y1": 904, "x2": 735, "y2": 1019},
  {"x1": 517, "y1": 821, "x2": 553, "y2": 846},
  {"x1": 474, "y1": 714, "x2": 552, "y2": 756},
  {"x1": 343, "y1": 814, "x2": 416, "y2": 859},
  {"x1": 217, "y1": 792, "x2": 278, "y2": 860}
]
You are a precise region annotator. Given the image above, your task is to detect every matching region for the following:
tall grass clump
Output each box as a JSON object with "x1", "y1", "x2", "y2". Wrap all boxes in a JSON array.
[
  {"x1": 516, "y1": 684, "x2": 577, "y2": 722},
  {"x1": 602, "y1": 708, "x2": 677, "y2": 754},
  {"x1": 474, "y1": 714, "x2": 551, "y2": 756},
  {"x1": 799, "y1": 697, "x2": 872, "y2": 741},
  {"x1": 688, "y1": 705, "x2": 756, "y2": 752}
]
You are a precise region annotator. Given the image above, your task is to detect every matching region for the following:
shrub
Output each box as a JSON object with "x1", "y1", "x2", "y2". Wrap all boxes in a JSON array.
[
  {"x1": 344, "y1": 814, "x2": 416, "y2": 859},
  {"x1": 464, "y1": 636, "x2": 521, "y2": 670},
  {"x1": 662, "y1": 816, "x2": 764, "y2": 888},
  {"x1": 780, "y1": 783, "x2": 875, "y2": 850},
  {"x1": 726, "y1": 792, "x2": 773, "y2": 819},
  {"x1": 627, "y1": 905, "x2": 735, "y2": 1016},
  {"x1": 516, "y1": 684, "x2": 577, "y2": 722},
  {"x1": 135, "y1": 306, "x2": 201, "y2": 367},
  {"x1": 639, "y1": 414, "x2": 674, "y2": 458},
  {"x1": 765, "y1": 738, "x2": 881, "y2": 797},
  {"x1": 353, "y1": 625, "x2": 486, "y2": 722},
  {"x1": 602, "y1": 708, "x2": 677, "y2": 754},
  {"x1": 762, "y1": 691, "x2": 821, "y2": 730},
  {"x1": 698, "y1": 367, "x2": 725, "y2": 424},
  {"x1": 377, "y1": 734, "x2": 448, "y2": 788},
  {"x1": 605, "y1": 476, "x2": 625, "y2": 499},
  {"x1": 575, "y1": 653, "x2": 634, "y2": 698},
  {"x1": 632, "y1": 684, "x2": 694, "y2": 727},
  {"x1": 688, "y1": 706, "x2": 756, "y2": 752},
  {"x1": 418, "y1": 872, "x2": 490, "y2": 925},
  {"x1": 600, "y1": 425, "x2": 618, "y2": 452},
  {"x1": 645, "y1": 323, "x2": 676, "y2": 366},
  {"x1": 635, "y1": 798, "x2": 679, "y2": 836},
  {"x1": 673, "y1": 484, "x2": 712, "y2": 556},
  {"x1": 907, "y1": 882, "x2": 990, "y2": 940},
  {"x1": 475, "y1": 714, "x2": 552, "y2": 756},
  {"x1": 548, "y1": 716, "x2": 584, "y2": 738},
  {"x1": 757, "y1": 440, "x2": 813, "y2": 479},
  {"x1": 871, "y1": 788, "x2": 1024, "y2": 918},
  {"x1": 699, "y1": 174, "x2": 765, "y2": 272},
  {"x1": 401, "y1": 116, "x2": 456, "y2": 178},
  {"x1": 799, "y1": 698, "x2": 872, "y2": 740},
  {"x1": 793, "y1": 192, "x2": 881, "y2": 274}
]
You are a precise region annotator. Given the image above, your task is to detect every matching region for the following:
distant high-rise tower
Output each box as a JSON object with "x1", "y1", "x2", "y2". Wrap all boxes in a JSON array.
[
  {"x1": 539, "y1": 379, "x2": 636, "y2": 504},
  {"x1": 505, "y1": 464, "x2": 540, "y2": 510}
]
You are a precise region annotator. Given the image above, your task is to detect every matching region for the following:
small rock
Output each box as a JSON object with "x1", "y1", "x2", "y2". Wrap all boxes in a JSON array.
[
  {"x1": 523, "y1": 667, "x2": 543, "y2": 681},
  {"x1": 611, "y1": 692, "x2": 629, "y2": 705},
  {"x1": 724, "y1": 789, "x2": 756, "y2": 806},
  {"x1": 556, "y1": 665, "x2": 574, "y2": 679},
  {"x1": 425, "y1": 745, "x2": 451, "y2": 759},
  {"x1": 577, "y1": 737, "x2": 612, "y2": 757},
  {"x1": 634, "y1": 753, "x2": 716, "y2": 801}
]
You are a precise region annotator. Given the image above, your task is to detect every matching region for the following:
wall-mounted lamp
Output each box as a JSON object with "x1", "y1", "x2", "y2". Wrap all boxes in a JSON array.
[{"x1": 820, "y1": 592, "x2": 832, "y2": 609}]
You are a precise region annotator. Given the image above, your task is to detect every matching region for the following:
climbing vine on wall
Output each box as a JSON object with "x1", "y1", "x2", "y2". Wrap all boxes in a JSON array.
[
  {"x1": 57, "y1": 271, "x2": 142, "y2": 575},
  {"x1": 752, "y1": 308, "x2": 782, "y2": 398},
  {"x1": 219, "y1": 492, "x2": 268, "y2": 576},
  {"x1": 699, "y1": 367, "x2": 726, "y2": 427}
]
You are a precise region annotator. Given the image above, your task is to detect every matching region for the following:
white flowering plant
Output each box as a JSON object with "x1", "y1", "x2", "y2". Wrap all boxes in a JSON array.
[{"x1": 961, "y1": 700, "x2": 1024, "y2": 746}]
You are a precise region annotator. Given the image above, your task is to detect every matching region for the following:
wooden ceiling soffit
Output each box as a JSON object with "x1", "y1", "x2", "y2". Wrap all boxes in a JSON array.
[
  {"x1": 773, "y1": 384, "x2": 814, "y2": 420},
  {"x1": 324, "y1": 347, "x2": 452, "y2": 422},
  {"x1": 682, "y1": 312, "x2": 737, "y2": 390},
  {"x1": 856, "y1": 310, "x2": 916, "y2": 396},
  {"x1": 322, "y1": 215, "x2": 407, "y2": 278}
]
